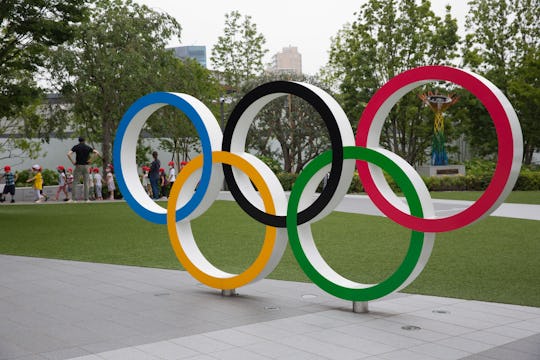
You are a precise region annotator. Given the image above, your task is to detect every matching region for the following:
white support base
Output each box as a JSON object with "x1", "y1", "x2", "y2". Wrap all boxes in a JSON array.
[
  {"x1": 221, "y1": 289, "x2": 237, "y2": 297},
  {"x1": 352, "y1": 301, "x2": 369, "y2": 313}
]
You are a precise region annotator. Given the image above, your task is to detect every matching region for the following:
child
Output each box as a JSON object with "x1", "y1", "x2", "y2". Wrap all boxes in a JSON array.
[
  {"x1": 180, "y1": 160, "x2": 188, "y2": 172},
  {"x1": 105, "y1": 164, "x2": 115, "y2": 200},
  {"x1": 88, "y1": 167, "x2": 95, "y2": 200},
  {"x1": 141, "y1": 166, "x2": 151, "y2": 196},
  {"x1": 66, "y1": 167, "x2": 74, "y2": 201},
  {"x1": 27, "y1": 164, "x2": 46, "y2": 203},
  {"x1": 54, "y1": 165, "x2": 69, "y2": 201},
  {"x1": 159, "y1": 167, "x2": 167, "y2": 199},
  {"x1": 93, "y1": 167, "x2": 103, "y2": 200},
  {"x1": 0, "y1": 165, "x2": 18, "y2": 203},
  {"x1": 168, "y1": 161, "x2": 176, "y2": 193}
]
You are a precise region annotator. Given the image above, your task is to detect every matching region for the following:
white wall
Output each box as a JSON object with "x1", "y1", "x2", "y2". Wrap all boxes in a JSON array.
[{"x1": 0, "y1": 138, "x2": 179, "y2": 173}]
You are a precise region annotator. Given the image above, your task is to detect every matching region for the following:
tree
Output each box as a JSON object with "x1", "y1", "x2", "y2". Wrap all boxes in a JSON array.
[
  {"x1": 0, "y1": 0, "x2": 88, "y2": 160},
  {"x1": 237, "y1": 72, "x2": 331, "y2": 174},
  {"x1": 463, "y1": 0, "x2": 540, "y2": 164},
  {"x1": 146, "y1": 58, "x2": 222, "y2": 166},
  {"x1": 325, "y1": 0, "x2": 459, "y2": 165},
  {"x1": 211, "y1": 11, "x2": 268, "y2": 92},
  {"x1": 47, "y1": 0, "x2": 182, "y2": 168}
]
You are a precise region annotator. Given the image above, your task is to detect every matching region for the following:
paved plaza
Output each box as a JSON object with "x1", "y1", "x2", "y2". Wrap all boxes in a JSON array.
[
  {"x1": 1, "y1": 254, "x2": 539, "y2": 360},
  {"x1": 1, "y1": 194, "x2": 539, "y2": 359}
]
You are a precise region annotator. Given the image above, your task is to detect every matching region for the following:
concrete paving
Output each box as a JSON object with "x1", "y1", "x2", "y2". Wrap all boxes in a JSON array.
[
  {"x1": 217, "y1": 192, "x2": 540, "y2": 221},
  {"x1": 1, "y1": 193, "x2": 539, "y2": 359},
  {"x1": 333, "y1": 194, "x2": 540, "y2": 221},
  {"x1": 1, "y1": 255, "x2": 539, "y2": 360}
]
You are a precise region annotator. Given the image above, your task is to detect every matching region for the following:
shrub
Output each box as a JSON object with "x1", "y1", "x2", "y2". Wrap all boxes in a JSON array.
[
  {"x1": 515, "y1": 170, "x2": 540, "y2": 191},
  {"x1": 276, "y1": 172, "x2": 297, "y2": 191},
  {"x1": 15, "y1": 168, "x2": 57, "y2": 187}
]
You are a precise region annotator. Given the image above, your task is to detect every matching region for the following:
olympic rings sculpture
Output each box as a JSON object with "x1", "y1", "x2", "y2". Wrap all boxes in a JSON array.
[{"x1": 113, "y1": 66, "x2": 522, "y2": 302}]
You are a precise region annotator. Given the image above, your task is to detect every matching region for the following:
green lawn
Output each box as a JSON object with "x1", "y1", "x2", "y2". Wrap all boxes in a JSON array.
[{"x1": 1, "y1": 199, "x2": 539, "y2": 307}]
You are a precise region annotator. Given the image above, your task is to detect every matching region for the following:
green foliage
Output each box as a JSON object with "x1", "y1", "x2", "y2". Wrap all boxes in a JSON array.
[
  {"x1": 275, "y1": 162, "x2": 540, "y2": 192},
  {"x1": 15, "y1": 169, "x2": 56, "y2": 186},
  {"x1": 257, "y1": 156, "x2": 283, "y2": 174},
  {"x1": 14, "y1": 170, "x2": 30, "y2": 187},
  {"x1": 0, "y1": 0, "x2": 88, "y2": 161},
  {"x1": 463, "y1": 0, "x2": 540, "y2": 164},
  {"x1": 348, "y1": 171, "x2": 364, "y2": 193},
  {"x1": 146, "y1": 58, "x2": 222, "y2": 164},
  {"x1": 515, "y1": 169, "x2": 540, "y2": 191},
  {"x1": 325, "y1": 0, "x2": 459, "y2": 166},
  {"x1": 464, "y1": 158, "x2": 497, "y2": 176},
  {"x1": 47, "y1": 0, "x2": 182, "y2": 168},
  {"x1": 276, "y1": 172, "x2": 298, "y2": 191},
  {"x1": 42, "y1": 169, "x2": 57, "y2": 186},
  {"x1": 0, "y1": 0, "x2": 88, "y2": 118},
  {"x1": 211, "y1": 10, "x2": 268, "y2": 91},
  {"x1": 240, "y1": 72, "x2": 333, "y2": 173}
]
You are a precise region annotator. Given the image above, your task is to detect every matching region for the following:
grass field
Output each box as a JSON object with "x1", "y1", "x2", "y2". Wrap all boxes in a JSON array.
[{"x1": 1, "y1": 198, "x2": 539, "y2": 307}]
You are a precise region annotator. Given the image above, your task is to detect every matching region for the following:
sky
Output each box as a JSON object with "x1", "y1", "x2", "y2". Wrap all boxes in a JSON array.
[{"x1": 137, "y1": 1, "x2": 469, "y2": 75}]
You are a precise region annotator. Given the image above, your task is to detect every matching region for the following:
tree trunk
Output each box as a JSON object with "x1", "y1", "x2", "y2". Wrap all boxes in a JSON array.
[{"x1": 102, "y1": 115, "x2": 112, "y2": 169}]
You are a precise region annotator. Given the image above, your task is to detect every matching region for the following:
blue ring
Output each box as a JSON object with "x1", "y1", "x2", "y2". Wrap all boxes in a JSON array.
[{"x1": 113, "y1": 92, "x2": 213, "y2": 224}]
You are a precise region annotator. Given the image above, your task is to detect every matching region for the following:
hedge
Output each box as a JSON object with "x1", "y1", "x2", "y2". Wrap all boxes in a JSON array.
[
  {"x1": 14, "y1": 167, "x2": 538, "y2": 192},
  {"x1": 277, "y1": 170, "x2": 540, "y2": 192}
]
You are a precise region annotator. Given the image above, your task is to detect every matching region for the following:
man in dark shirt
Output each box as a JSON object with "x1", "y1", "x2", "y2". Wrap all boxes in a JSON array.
[
  {"x1": 67, "y1": 137, "x2": 101, "y2": 201},
  {"x1": 149, "y1": 151, "x2": 161, "y2": 199}
]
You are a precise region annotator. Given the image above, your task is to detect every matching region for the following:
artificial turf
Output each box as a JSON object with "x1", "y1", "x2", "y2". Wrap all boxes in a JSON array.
[{"x1": 1, "y1": 199, "x2": 539, "y2": 307}]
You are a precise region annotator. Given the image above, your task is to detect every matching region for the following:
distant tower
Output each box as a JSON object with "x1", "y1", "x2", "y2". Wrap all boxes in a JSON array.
[
  {"x1": 169, "y1": 46, "x2": 207, "y2": 68},
  {"x1": 268, "y1": 46, "x2": 302, "y2": 75},
  {"x1": 419, "y1": 92, "x2": 459, "y2": 166}
]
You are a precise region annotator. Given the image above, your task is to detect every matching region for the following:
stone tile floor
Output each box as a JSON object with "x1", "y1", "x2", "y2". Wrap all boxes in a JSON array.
[{"x1": 1, "y1": 255, "x2": 539, "y2": 359}]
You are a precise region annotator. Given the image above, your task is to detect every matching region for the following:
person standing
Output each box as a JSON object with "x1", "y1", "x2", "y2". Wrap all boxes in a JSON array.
[
  {"x1": 141, "y1": 166, "x2": 151, "y2": 196},
  {"x1": 167, "y1": 161, "x2": 176, "y2": 196},
  {"x1": 88, "y1": 167, "x2": 95, "y2": 200},
  {"x1": 93, "y1": 167, "x2": 103, "y2": 200},
  {"x1": 67, "y1": 137, "x2": 101, "y2": 202},
  {"x1": 149, "y1": 151, "x2": 160, "y2": 200},
  {"x1": 105, "y1": 164, "x2": 115, "y2": 200},
  {"x1": 0, "y1": 165, "x2": 18, "y2": 203},
  {"x1": 54, "y1": 165, "x2": 69, "y2": 201},
  {"x1": 66, "y1": 167, "x2": 74, "y2": 200},
  {"x1": 27, "y1": 164, "x2": 45, "y2": 203},
  {"x1": 159, "y1": 168, "x2": 167, "y2": 199}
]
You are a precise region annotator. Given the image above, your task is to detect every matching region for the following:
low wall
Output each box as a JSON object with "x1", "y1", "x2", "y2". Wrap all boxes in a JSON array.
[{"x1": 1, "y1": 184, "x2": 84, "y2": 202}]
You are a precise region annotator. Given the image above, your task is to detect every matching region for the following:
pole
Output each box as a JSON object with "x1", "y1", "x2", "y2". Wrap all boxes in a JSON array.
[{"x1": 220, "y1": 97, "x2": 226, "y2": 191}]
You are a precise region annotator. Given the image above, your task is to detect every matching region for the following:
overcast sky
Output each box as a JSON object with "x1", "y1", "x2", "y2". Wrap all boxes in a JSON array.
[{"x1": 134, "y1": 0, "x2": 469, "y2": 75}]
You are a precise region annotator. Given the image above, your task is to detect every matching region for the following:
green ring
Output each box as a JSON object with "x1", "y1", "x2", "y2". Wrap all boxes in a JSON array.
[{"x1": 286, "y1": 146, "x2": 426, "y2": 301}]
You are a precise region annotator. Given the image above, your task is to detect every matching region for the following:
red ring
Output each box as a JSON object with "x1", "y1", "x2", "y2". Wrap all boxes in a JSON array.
[{"x1": 356, "y1": 66, "x2": 521, "y2": 232}]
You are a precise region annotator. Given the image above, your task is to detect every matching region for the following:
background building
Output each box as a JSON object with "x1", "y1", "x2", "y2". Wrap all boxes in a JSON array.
[
  {"x1": 169, "y1": 46, "x2": 207, "y2": 68},
  {"x1": 267, "y1": 46, "x2": 302, "y2": 75}
]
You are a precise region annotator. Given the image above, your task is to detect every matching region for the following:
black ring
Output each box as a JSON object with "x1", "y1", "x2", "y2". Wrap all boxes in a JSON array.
[{"x1": 222, "y1": 81, "x2": 344, "y2": 227}]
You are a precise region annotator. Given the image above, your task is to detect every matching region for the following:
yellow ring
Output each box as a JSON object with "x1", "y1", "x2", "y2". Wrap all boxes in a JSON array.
[{"x1": 167, "y1": 151, "x2": 277, "y2": 289}]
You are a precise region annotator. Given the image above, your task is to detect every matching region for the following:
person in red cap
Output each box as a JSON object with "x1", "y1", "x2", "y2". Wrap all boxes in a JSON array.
[
  {"x1": 66, "y1": 167, "x2": 74, "y2": 200},
  {"x1": 93, "y1": 167, "x2": 103, "y2": 200},
  {"x1": 168, "y1": 161, "x2": 176, "y2": 194},
  {"x1": 0, "y1": 165, "x2": 18, "y2": 203},
  {"x1": 105, "y1": 164, "x2": 115, "y2": 200},
  {"x1": 141, "y1": 166, "x2": 151, "y2": 196},
  {"x1": 27, "y1": 164, "x2": 46, "y2": 203},
  {"x1": 87, "y1": 167, "x2": 95, "y2": 201},
  {"x1": 159, "y1": 167, "x2": 167, "y2": 199},
  {"x1": 54, "y1": 165, "x2": 69, "y2": 201}
]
